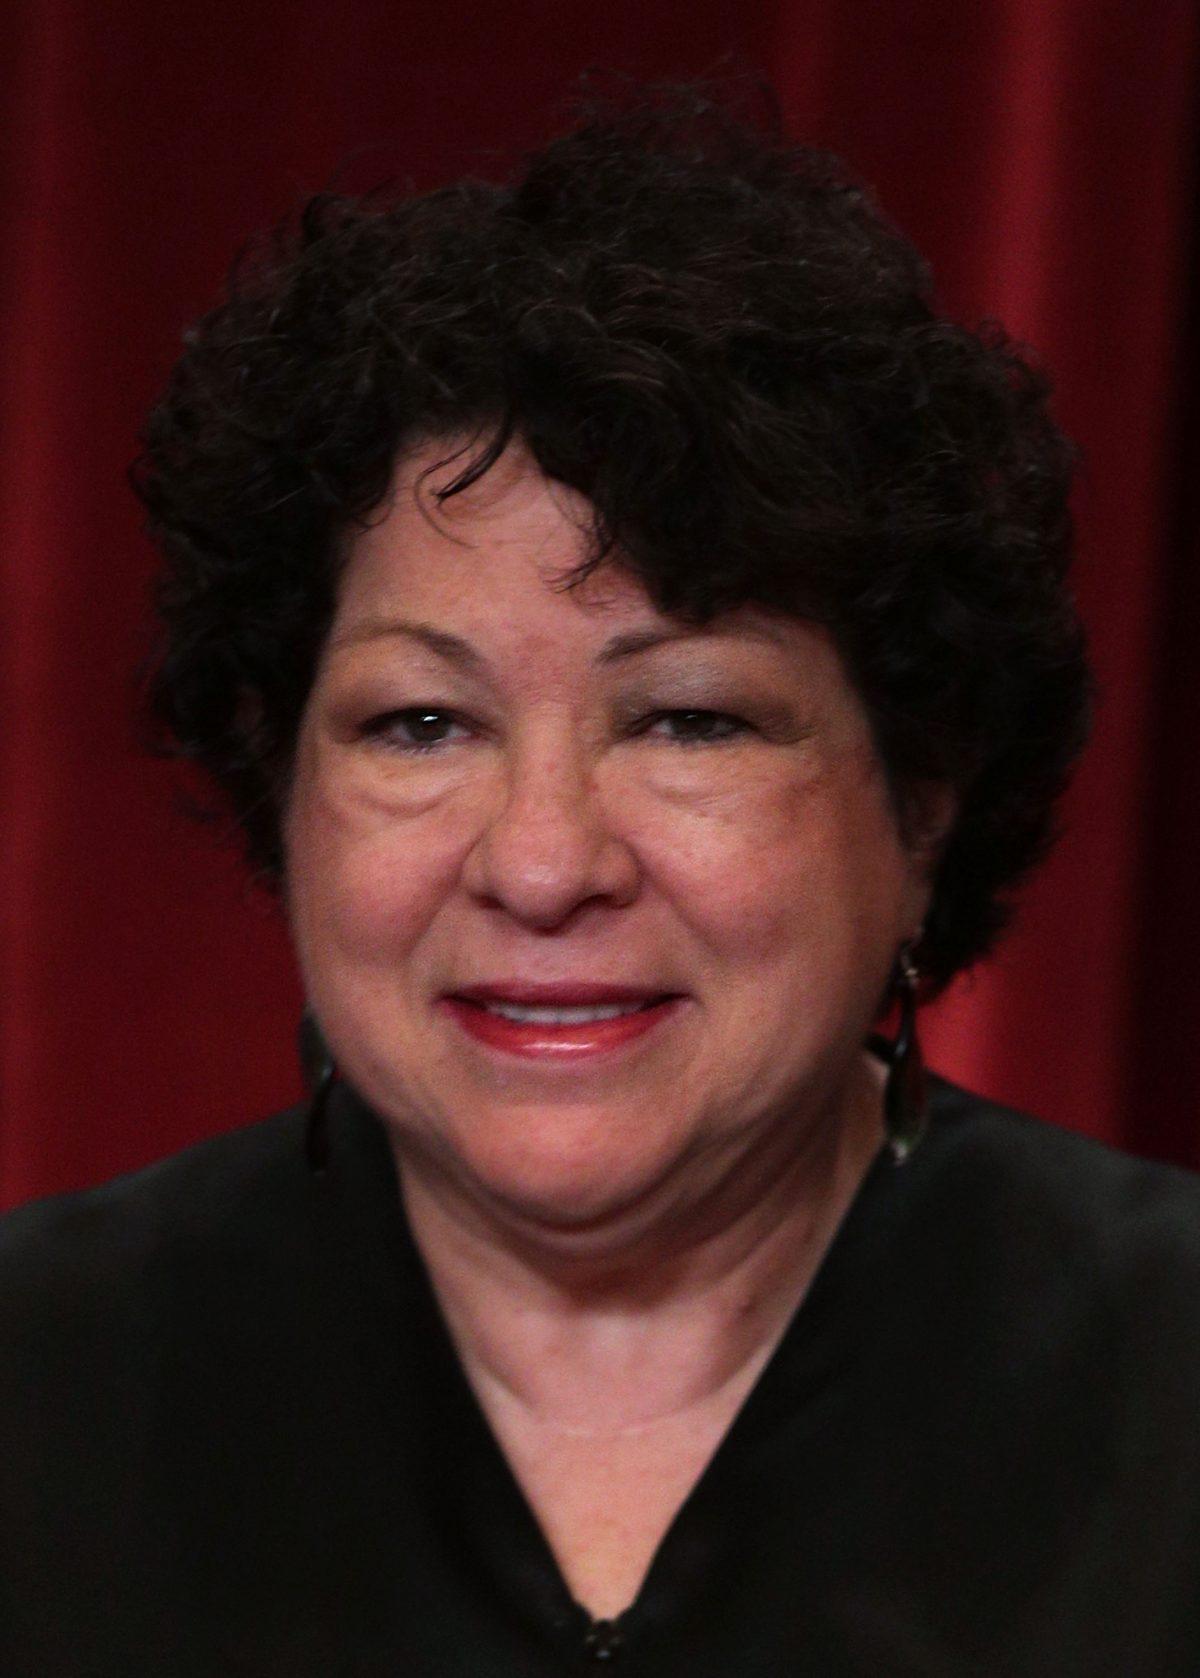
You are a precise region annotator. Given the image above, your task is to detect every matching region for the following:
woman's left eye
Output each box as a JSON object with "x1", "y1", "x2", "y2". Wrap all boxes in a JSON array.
[
  {"x1": 361, "y1": 708, "x2": 471, "y2": 751},
  {"x1": 639, "y1": 709, "x2": 751, "y2": 745}
]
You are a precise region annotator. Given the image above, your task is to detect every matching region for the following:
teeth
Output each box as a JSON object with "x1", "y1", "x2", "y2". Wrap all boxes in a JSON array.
[{"x1": 480, "y1": 1001, "x2": 648, "y2": 1024}]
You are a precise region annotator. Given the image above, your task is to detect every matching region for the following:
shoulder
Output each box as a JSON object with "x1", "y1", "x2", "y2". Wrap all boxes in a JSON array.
[
  {"x1": 0, "y1": 1109, "x2": 310, "y2": 1343},
  {"x1": 920, "y1": 1079, "x2": 1200, "y2": 1354},
  {"x1": 927, "y1": 1079, "x2": 1200, "y2": 1243},
  {"x1": 0, "y1": 1106, "x2": 323, "y2": 1590},
  {"x1": 0, "y1": 1106, "x2": 309, "y2": 1253}
]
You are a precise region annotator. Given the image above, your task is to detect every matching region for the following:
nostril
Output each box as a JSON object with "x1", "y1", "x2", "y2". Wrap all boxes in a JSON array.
[{"x1": 461, "y1": 780, "x2": 641, "y2": 925}]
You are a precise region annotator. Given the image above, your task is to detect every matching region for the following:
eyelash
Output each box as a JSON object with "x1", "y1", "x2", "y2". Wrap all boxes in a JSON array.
[
  {"x1": 361, "y1": 709, "x2": 472, "y2": 752},
  {"x1": 634, "y1": 710, "x2": 751, "y2": 746},
  {"x1": 360, "y1": 707, "x2": 751, "y2": 752}
]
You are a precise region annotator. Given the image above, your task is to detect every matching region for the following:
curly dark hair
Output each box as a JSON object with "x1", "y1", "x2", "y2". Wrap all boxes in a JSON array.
[{"x1": 136, "y1": 86, "x2": 1089, "y2": 990}]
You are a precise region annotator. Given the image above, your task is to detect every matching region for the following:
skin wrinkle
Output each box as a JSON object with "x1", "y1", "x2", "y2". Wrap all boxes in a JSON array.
[
  {"x1": 140, "y1": 106, "x2": 1088, "y2": 990},
  {"x1": 127, "y1": 104, "x2": 1094, "y2": 1626},
  {"x1": 286, "y1": 435, "x2": 943, "y2": 1267},
  {"x1": 282, "y1": 435, "x2": 951, "y2": 1616}
]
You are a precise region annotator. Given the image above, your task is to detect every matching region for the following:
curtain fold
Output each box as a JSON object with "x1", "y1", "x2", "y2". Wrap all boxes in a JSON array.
[{"x1": 2, "y1": 0, "x2": 1197, "y2": 1205}]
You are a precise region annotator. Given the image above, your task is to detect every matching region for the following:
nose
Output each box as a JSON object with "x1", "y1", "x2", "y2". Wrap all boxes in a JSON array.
[{"x1": 461, "y1": 731, "x2": 641, "y2": 928}]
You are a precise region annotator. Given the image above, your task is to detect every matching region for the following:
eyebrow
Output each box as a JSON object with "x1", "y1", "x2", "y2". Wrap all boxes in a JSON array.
[
  {"x1": 596, "y1": 627, "x2": 700, "y2": 663},
  {"x1": 329, "y1": 619, "x2": 488, "y2": 670},
  {"x1": 329, "y1": 617, "x2": 710, "y2": 667}
]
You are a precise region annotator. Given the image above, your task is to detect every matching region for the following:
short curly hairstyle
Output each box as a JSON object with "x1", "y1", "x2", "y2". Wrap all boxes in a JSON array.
[{"x1": 136, "y1": 86, "x2": 1089, "y2": 990}]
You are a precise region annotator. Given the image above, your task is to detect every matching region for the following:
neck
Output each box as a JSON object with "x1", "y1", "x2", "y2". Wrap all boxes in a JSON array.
[{"x1": 394, "y1": 1053, "x2": 885, "y2": 1432}]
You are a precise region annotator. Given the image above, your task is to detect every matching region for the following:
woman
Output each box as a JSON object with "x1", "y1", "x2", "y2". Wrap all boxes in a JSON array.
[{"x1": 3, "y1": 92, "x2": 1199, "y2": 1675}]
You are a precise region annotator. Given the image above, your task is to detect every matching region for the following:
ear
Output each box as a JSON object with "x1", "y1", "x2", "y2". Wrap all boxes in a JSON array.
[{"x1": 899, "y1": 780, "x2": 958, "y2": 878}]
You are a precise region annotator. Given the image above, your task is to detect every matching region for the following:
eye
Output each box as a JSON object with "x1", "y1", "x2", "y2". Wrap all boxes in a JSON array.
[
  {"x1": 639, "y1": 709, "x2": 751, "y2": 745},
  {"x1": 361, "y1": 708, "x2": 472, "y2": 752}
]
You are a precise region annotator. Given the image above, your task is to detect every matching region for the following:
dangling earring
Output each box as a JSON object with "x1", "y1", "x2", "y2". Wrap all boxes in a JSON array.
[
  {"x1": 299, "y1": 1011, "x2": 336, "y2": 1173},
  {"x1": 884, "y1": 942, "x2": 927, "y2": 1164}
]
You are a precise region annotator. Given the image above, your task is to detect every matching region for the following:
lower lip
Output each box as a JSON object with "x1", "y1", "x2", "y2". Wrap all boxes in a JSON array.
[{"x1": 441, "y1": 998, "x2": 682, "y2": 1059}]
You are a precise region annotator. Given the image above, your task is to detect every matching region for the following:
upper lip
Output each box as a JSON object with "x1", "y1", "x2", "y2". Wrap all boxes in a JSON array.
[{"x1": 447, "y1": 982, "x2": 680, "y2": 1006}]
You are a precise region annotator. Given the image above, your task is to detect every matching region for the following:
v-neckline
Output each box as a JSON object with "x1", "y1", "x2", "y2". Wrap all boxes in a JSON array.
[{"x1": 318, "y1": 1083, "x2": 915, "y2": 1650}]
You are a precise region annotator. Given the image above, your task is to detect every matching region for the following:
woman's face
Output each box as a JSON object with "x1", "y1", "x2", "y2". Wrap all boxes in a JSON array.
[{"x1": 286, "y1": 439, "x2": 942, "y2": 1231}]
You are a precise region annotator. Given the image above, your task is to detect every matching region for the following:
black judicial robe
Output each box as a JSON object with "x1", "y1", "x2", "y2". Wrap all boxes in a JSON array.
[{"x1": 2, "y1": 1078, "x2": 1200, "y2": 1676}]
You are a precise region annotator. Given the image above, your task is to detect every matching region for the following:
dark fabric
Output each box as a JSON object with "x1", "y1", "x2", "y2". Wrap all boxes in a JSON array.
[{"x1": 2, "y1": 1080, "x2": 1199, "y2": 1676}]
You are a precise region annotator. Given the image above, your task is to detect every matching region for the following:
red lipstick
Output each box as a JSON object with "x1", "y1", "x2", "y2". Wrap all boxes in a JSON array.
[{"x1": 441, "y1": 982, "x2": 684, "y2": 1059}]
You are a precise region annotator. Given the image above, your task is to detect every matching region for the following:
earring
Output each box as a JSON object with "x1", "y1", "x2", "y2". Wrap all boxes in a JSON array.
[
  {"x1": 884, "y1": 943, "x2": 927, "y2": 1164},
  {"x1": 299, "y1": 1011, "x2": 336, "y2": 1173}
]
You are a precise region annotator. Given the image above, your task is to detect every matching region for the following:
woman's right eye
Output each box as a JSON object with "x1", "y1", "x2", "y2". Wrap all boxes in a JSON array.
[{"x1": 361, "y1": 709, "x2": 470, "y2": 751}]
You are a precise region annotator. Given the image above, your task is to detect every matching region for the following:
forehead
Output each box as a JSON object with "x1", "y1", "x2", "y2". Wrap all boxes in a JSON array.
[
  {"x1": 339, "y1": 438, "x2": 629, "y2": 625},
  {"x1": 333, "y1": 438, "x2": 834, "y2": 675}
]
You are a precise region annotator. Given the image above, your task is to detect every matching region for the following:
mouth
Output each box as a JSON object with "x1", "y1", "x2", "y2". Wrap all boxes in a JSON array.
[{"x1": 440, "y1": 983, "x2": 686, "y2": 1059}]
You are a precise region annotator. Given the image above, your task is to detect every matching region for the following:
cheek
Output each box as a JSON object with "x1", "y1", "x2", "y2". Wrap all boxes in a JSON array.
[
  {"x1": 285, "y1": 749, "x2": 470, "y2": 965},
  {"x1": 632, "y1": 757, "x2": 915, "y2": 971}
]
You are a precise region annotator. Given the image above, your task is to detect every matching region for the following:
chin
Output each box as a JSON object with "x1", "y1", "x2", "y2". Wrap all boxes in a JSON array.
[{"x1": 442, "y1": 1104, "x2": 689, "y2": 1236}]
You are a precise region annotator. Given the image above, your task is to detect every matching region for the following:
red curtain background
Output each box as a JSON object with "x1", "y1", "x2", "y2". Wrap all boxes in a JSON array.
[{"x1": 2, "y1": 0, "x2": 1197, "y2": 1209}]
